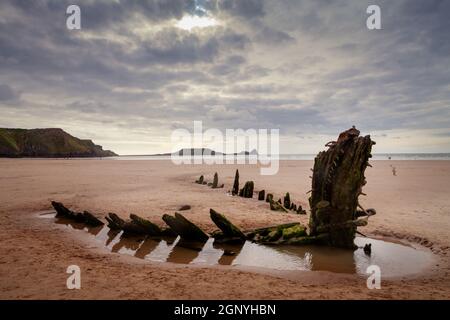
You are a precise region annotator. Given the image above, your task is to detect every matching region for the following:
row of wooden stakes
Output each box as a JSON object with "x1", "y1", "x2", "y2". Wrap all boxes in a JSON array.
[{"x1": 195, "y1": 170, "x2": 307, "y2": 215}]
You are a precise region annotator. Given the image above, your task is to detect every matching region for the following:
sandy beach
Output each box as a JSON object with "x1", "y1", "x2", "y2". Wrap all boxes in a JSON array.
[{"x1": 0, "y1": 159, "x2": 450, "y2": 299}]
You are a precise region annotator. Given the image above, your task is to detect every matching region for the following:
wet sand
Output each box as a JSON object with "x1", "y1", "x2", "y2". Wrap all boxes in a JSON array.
[{"x1": 0, "y1": 159, "x2": 450, "y2": 299}]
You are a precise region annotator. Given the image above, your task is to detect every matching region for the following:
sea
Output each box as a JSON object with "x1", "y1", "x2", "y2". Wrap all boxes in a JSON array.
[{"x1": 112, "y1": 153, "x2": 450, "y2": 161}]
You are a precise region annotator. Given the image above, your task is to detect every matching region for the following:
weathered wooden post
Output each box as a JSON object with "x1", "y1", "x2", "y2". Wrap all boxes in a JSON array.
[
  {"x1": 308, "y1": 127, "x2": 375, "y2": 248},
  {"x1": 212, "y1": 172, "x2": 218, "y2": 188},
  {"x1": 232, "y1": 169, "x2": 239, "y2": 195}
]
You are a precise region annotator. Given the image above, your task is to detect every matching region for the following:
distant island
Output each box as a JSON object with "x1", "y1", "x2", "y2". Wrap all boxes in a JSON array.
[
  {"x1": 0, "y1": 128, "x2": 117, "y2": 158},
  {"x1": 150, "y1": 148, "x2": 259, "y2": 157}
]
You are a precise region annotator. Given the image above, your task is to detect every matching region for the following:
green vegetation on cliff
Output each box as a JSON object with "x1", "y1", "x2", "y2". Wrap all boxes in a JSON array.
[{"x1": 0, "y1": 128, "x2": 117, "y2": 157}]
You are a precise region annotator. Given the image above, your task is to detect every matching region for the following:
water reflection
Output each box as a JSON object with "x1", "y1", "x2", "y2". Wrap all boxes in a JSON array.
[
  {"x1": 134, "y1": 238, "x2": 161, "y2": 259},
  {"x1": 111, "y1": 234, "x2": 144, "y2": 254},
  {"x1": 212, "y1": 241, "x2": 244, "y2": 265},
  {"x1": 55, "y1": 216, "x2": 103, "y2": 236},
  {"x1": 167, "y1": 239, "x2": 206, "y2": 264},
  {"x1": 105, "y1": 229, "x2": 120, "y2": 246}
]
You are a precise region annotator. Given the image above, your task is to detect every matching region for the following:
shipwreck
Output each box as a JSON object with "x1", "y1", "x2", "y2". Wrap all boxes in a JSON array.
[{"x1": 51, "y1": 127, "x2": 376, "y2": 250}]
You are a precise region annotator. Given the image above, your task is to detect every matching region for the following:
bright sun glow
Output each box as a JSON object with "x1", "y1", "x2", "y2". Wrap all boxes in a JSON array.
[{"x1": 176, "y1": 15, "x2": 220, "y2": 31}]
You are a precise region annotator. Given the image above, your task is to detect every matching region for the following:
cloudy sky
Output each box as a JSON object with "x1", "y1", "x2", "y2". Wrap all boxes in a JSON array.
[{"x1": 0, "y1": 0, "x2": 449, "y2": 154}]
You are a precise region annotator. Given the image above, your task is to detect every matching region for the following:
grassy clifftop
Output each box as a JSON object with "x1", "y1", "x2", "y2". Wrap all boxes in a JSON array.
[{"x1": 0, "y1": 128, "x2": 117, "y2": 157}]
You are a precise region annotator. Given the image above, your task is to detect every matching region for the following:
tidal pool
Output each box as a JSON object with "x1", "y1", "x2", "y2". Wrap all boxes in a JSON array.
[{"x1": 39, "y1": 212, "x2": 434, "y2": 278}]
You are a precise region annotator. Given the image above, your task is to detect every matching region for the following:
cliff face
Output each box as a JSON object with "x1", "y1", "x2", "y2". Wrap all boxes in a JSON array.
[{"x1": 0, "y1": 128, "x2": 117, "y2": 158}]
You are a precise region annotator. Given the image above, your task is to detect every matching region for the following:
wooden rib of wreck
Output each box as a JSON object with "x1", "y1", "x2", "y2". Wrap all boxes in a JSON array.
[
  {"x1": 105, "y1": 212, "x2": 175, "y2": 237},
  {"x1": 258, "y1": 190, "x2": 265, "y2": 201},
  {"x1": 245, "y1": 222, "x2": 323, "y2": 245},
  {"x1": 283, "y1": 192, "x2": 291, "y2": 209},
  {"x1": 211, "y1": 172, "x2": 224, "y2": 189},
  {"x1": 162, "y1": 212, "x2": 209, "y2": 242},
  {"x1": 296, "y1": 205, "x2": 307, "y2": 215},
  {"x1": 51, "y1": 201, "x2": 104, "y2": 227},
  {"x1": 195, "y1": 175, "x2": 204, "y2": 184},
  {"x1": 308, "y1": 126, "x2": 376, "y2": 248},
  {"x1": 130, "y1": 214, "x2": 163, "y2": 235},
  {"x1": 232, "y1": 169, "x2": 239, "y2": 195},
  {"x1": 212, "y1": 172, "x2": 219, "y2": 188},
  {"x1": 209, "y1": 210, "x2": 318, "y2": 245},
  {"x1": 239, "y1": 181, "x2": 254, "y2": 198},
  {"x1": 269, "y1": 199, "x2": 288, "y2": 212},
  {"x1": 210, "y1": 209, "x2": 246, "y2": 243},
  {"x1": 105, "y1": 212, "x2": 125, "y2": 230}
]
